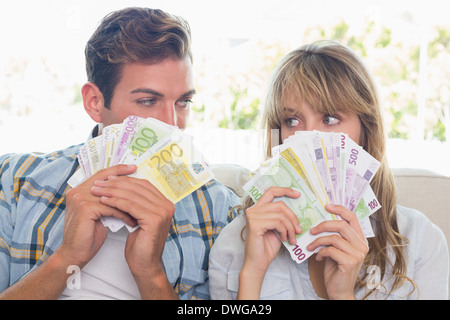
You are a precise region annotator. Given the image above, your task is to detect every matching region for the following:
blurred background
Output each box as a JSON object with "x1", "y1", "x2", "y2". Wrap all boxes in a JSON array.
[{"x1": 1, "y1": 0, "x2": 449, "y2": 174}]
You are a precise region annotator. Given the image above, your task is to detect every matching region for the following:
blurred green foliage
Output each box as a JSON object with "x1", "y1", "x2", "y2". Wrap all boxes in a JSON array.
[{"x1": 191, "y1": 20, "x2": 449, "y2": 142}]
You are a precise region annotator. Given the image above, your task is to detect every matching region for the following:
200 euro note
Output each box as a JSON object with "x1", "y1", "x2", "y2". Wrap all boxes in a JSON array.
[
  {"x1": 319, "y1": 132, "x2": 342, "y2": 205},
  {"x1": 243, "y1": 153, "x2": 335, "y2": 264},
  {"x1": 131, "y1": 130, "x2": 214, "y2": 204},
  {"x1": 68, "y1": 117, "x2": 212, "y2": 232},
  {"x1": 280, "y1": 141, "x2": 338, "y2": 220},
  {"x1": 281, "y1": 140, "x2": 329, "y2": 208},
  {"x1": 309, "y1": 132, "x2": 336, "y2": 205}
]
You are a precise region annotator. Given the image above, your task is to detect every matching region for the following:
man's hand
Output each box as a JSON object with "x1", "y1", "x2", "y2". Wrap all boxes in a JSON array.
[
  {"x1": 0, "y1": 164, "x2": 138, "y2": 300},
  {"x1": 59, "y1": 164, "x2": 138, "y2": 268},
  {"x1": 90, "y1": 172, "x2": 178, "y2": 299}
]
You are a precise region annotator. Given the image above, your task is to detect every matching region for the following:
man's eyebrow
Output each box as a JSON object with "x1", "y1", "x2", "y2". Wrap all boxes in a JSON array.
[
  {"x1": 181, "y1": 89, "x2": 197, "y2": 97},
  {"x1": 129, "y1": 88, "x2": 196, "y2": 98},
  {"x1": 130, "y1": 88, "x2": 163, "y2": 96}
]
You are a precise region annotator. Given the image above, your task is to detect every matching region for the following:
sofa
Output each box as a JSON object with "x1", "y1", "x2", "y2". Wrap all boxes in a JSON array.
[{"x1": 211, "y1": 164, "x2": 450, "y2": 298}]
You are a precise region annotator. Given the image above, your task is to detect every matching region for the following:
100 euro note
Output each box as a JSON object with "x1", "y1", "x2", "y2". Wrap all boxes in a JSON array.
[
  {"x1": 243, "y1": 152, "x2": 336, "y2": 264},
  {"x1": 68, "y1": 117, "x2": 176, "y2": 187},
  {"x1": 119, "y1": 117, "x2": 176, "y2": 164}
]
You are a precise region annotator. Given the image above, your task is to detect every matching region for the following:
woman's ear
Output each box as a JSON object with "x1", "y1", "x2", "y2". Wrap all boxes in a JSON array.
[{"x1": 81, "y1": 82, "x2": 105, "y2": 123}]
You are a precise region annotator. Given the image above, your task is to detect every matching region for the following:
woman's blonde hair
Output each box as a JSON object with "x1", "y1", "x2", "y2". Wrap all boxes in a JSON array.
[{"x1": 244, "y1": 40, "x2": 413, "y2": 298}]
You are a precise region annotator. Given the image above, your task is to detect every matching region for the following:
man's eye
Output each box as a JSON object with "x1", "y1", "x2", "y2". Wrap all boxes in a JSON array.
[
  {"x1": 137, "y1": 98, "x2": 157, "y2": 106},
  {"x1": 323, "y1": 115, "x2": 340, "y2": 125},
  {"x1": 177, "y1": 99, "x2": 193, "y2": 108}
]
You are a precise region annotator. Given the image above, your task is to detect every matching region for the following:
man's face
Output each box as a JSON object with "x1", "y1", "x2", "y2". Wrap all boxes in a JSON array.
[{"x1": 100, "y1": 56, "x2": 195, "y2": 129}]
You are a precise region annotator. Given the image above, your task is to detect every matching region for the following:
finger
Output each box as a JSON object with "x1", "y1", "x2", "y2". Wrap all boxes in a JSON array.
[
  {"x1": 247, "y1": 215, "x2": 294, "y2": 244},
  {"x1": 93, "y1": 175, "x2": 166, "y2": 202},
  {"x1": 310, "y1": 220, "x2": 368, "y2": 251},
  {"x1": 314, "y1": 245, "x2": 362, "y2": 269},
  {"x1": 307, "y1": 228, "x2": 369, "y2": 259},
  {"x1": 246, "y1": 210, "x2": 301, "y2": 244},
  {"x1": 84, "y1": 164, "x2": 137, "y2": 184},
  {"x1": 98, "y1": 191, "x2": 175, "y2": 223},
  {"x1": 257, "y1": 187, "x2": 301, "y2": 205},
  {"x1": 313, "y1": 241, "x2": 367, "y2": 273},
  {"x1": 247, "y1": 201, "x2": 302, "y2": 234},
  {"x1": 74, "y1": 197, "x2": 138, "y2": 228},
  {"x1": 325, "y1": 204, "x2": 366, "y2": 240},
  {"x1": 97, "y1": 204, "x2": 138, "y2": 228}
]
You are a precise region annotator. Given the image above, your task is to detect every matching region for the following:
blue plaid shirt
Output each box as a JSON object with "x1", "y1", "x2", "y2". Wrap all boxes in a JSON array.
[{"x1": 0, "y1": 135, "x2": 240, "y2": 299}]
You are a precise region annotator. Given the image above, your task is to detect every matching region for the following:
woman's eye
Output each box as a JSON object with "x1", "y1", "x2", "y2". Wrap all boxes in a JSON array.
[
  {"x1": 323, "y1": 115, "x2": 340, "y2": 125},
  {"x1": 285, "y1": 118, "x2": 300, "y2": 128}
]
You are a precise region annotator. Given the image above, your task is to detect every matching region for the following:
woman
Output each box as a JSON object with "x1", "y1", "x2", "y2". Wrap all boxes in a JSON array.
[{"x1": 209, "y1": 40, "x2": 448, "y2": 300}]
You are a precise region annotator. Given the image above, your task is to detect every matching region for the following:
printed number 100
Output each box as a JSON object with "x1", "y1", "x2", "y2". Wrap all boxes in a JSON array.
[
  {"x1": 248, "y1": 186, "x2": 262, "y2": 201},
  {"x1": 292, "y1": 244, "x2": 306, "y2": 261}
]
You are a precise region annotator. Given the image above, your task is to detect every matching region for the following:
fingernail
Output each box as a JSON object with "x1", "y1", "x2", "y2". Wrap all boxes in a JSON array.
[{"x1": 94, "y1": 180, "x2": 106, "y2": 186}]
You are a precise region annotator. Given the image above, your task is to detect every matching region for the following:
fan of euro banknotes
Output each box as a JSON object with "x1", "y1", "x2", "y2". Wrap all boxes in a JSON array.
[
  {"x1": 243, "y1": 131, "x2": 382, "y2": 264},
  {"x1": 68, "y1": 115, "x2": 214, "y2": 232}
]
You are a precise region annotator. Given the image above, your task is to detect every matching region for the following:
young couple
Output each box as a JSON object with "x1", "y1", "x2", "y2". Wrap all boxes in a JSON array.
[{"x1": 0, "y1": 7, "x2": 447, "y2": 300}]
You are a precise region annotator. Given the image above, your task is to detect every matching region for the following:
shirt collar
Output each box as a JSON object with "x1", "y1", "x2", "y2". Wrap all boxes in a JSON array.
[{"x1": 87, "y1": 124, "x2": 103, "y2": 140}]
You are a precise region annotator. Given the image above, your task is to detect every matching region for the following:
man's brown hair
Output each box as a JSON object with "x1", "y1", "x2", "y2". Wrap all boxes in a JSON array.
[{"x1": 85, "y1": 7, "x2": 192, "y2": 109}]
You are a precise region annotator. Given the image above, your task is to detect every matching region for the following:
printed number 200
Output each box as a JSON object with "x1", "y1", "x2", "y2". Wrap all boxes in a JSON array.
[{"x1": 292, "y1": 244, "x2": 306, "y2": 261}]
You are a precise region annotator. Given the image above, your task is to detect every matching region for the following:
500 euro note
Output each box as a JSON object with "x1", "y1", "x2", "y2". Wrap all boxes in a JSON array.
[{"x1": 340, "y1": 134, "x2": 380, "y2": 212}]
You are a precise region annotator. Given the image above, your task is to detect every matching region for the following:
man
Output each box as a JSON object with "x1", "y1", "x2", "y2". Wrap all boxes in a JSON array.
[{"x1": 0, "y1": 7, "x2": 239, "y2": 299}]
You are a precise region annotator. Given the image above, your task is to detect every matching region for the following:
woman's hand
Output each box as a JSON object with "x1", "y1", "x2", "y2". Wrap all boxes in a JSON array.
[
  {"x1": 238, "y1": 187, "x2": 302, "y2": 299},
  {"x1": 307, "y1": 204, "x2": 369, "y2": 300}
]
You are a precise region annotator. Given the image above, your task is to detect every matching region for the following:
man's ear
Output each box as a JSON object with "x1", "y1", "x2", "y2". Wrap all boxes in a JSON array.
[{"x1": 82, "y1": 82, "x2": 105, "y2": 123}]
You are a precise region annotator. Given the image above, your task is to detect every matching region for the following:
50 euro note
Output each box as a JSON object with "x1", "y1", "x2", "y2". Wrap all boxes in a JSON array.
[{"x1": 243, "y1": 152, "x2": 335, "y2": 264}]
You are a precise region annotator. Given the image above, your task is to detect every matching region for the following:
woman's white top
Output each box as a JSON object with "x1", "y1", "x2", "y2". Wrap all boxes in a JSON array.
[{"x1": 209, "y1": 205, "x2": 449, "y2": 300}]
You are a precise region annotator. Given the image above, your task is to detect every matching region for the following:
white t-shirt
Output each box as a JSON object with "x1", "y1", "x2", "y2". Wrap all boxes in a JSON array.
[
  {"x1": 209, "y1": 205, "x2": 449, "y2": 300},
  {"x1": 59, "y1": 227, "x2": 141, "y2": 300}
]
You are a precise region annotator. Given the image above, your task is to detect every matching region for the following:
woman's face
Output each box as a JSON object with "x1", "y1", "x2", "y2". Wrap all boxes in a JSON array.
[{"x1": 280, "y1": 99, "x2": 363, "y2": 145}]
